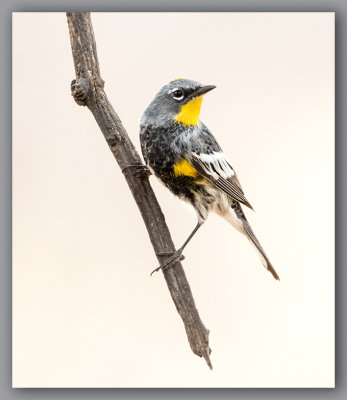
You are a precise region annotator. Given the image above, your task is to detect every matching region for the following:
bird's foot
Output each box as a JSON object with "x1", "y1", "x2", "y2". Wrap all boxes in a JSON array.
[
  {"x1": 134, "y1": 164, "x2": 151, "y2": 178},
  {"x1": 122, "y1": 163, "x2": 151, "y2": 179},
  {"x1": 151, "y1": 250, "x2": 185, "y2": 276}
]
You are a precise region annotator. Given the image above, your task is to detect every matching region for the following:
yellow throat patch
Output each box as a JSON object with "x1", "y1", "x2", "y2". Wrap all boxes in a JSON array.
[{"x1": 175, "y1": 96, "x2": 203, "y2": 126}]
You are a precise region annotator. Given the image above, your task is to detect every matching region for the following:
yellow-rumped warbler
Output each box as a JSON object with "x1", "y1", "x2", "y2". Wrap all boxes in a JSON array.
[{"x1": 140, "y1": 78, "x2": 279, "y2": 281}]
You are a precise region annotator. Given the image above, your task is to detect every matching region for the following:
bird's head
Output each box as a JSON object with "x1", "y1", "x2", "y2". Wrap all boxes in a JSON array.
[{"x1": 141, "y1": 79, "x2": 216, "y2": 127}]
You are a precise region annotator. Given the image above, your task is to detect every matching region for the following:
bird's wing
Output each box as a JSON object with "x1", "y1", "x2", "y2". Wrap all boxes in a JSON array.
[{"x1": 190, "y1": 151, "x2": 254, "y2": 210}]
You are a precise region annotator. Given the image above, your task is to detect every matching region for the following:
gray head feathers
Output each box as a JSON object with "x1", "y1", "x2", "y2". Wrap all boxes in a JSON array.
[{"x1": 140, "y1": 78, "x2": 205, "y2": 127}]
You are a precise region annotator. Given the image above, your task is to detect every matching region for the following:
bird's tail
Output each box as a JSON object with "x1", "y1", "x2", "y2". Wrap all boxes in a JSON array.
[
  {"x1": 223, "y1": 202, "x2": 280, "y2": 281},
  {"x1": 242, "y1": 220, "x2": 280, "y2": 281}
]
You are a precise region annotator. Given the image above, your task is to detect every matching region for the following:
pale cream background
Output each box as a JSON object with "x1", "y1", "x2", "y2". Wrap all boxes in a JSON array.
[{"x1": 13, "y1": 13, "x2": 334, "y2": 387}]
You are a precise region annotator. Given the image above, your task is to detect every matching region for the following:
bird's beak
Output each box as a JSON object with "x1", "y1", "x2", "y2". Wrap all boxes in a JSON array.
[{"x1": 189, "y1": 85, "x2": 216, "y2": 98}]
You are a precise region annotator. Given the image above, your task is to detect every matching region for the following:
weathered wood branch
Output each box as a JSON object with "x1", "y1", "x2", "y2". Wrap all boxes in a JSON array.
[{"x1": 66, "y1": 12, "x2": 212, "y2": 369}]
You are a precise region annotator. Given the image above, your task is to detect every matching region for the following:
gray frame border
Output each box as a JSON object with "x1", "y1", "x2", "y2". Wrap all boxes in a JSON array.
[{"x1": 2, "y1": 0, "x2": 343, "y2": 399}]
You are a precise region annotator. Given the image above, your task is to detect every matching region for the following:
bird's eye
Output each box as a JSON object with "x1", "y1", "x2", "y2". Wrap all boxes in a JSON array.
[{"x1": 172, "y1": 89, "x2": 184, "y2": 101}]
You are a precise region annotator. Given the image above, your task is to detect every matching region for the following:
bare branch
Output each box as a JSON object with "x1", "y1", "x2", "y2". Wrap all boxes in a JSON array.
[{"x1": 66, "y1": 12, "x2": 212, "y2": 369}]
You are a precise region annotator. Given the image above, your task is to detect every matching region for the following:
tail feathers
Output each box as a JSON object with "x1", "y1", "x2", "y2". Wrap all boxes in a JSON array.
[
  {"x1": 243, "y1": 223, "x2": 280, "y2": 281},
  {"x1": 222, "y1": 203, "x2": 280, "y2": 281}
]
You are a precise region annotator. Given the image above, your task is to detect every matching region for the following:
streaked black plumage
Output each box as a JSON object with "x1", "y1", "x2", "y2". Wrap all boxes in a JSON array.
[{"x1": 140, "y1": 79, "x2": 279, "y2": 280}]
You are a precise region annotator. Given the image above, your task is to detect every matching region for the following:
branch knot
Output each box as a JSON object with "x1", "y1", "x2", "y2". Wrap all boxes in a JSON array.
[
  {"x1": 96, "y1": 77, "x2": 105, "y2": 89},
  {"x1": 71, "y1": 78, "x2": 90, "y2": 106}
]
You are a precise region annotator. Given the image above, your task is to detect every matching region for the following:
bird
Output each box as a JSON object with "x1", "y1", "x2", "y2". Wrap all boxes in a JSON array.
[{"x1": 139, "y1": 78, "x2": 279, "y2": 281}]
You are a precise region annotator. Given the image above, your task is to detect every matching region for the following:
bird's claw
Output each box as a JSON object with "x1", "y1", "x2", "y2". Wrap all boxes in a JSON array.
[
  {"x1": 134, "y1": 164, "x2": 151, "y2": 178},
  {"x1": 121, "y1": 163, "x2": 151, "y2": 178},
  {"x1": 151, "y1": 251, "x2": 185, "y2": 276}
]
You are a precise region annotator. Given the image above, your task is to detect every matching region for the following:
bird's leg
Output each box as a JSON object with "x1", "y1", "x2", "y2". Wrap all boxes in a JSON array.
[{"x1": 151, "y1": 222, "x2": 203, "y2": 275}]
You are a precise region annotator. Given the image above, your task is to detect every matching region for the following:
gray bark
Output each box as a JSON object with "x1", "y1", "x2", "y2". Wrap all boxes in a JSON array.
[{"x1": 66, "y1": 12, "x2": 212, "y2": 369}]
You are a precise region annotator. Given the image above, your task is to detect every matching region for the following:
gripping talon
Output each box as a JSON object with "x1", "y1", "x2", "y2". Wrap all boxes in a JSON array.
[{"x1": 150, "y1": 251, "x2": 185, "y2": 276}]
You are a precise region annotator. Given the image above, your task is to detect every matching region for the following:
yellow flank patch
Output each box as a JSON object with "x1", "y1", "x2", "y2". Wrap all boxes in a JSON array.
[
  {"x1": 175, "y1": 96, "x2": 203, "y2": 126},
  {"x1": 173, "y1": 159, "x2": 199, "y2": 178},
  {"x1": 173, "y1": 159, "x2": 205, "y2": 184}
]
